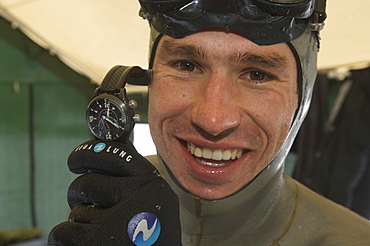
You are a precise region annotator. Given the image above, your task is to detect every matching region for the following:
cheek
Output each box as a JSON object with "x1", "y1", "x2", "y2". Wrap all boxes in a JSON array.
[
  {"x1": 267, "y1": 91, "x2": 298, "y2": 147},
  {"x1": 264, "y1": 94, "x2": 297, "y2": 125},
  {"x1": 149, "y1": 84, "x2": 183, "y2": 123},
  {"x1": 247, "y1": 89, "x2": 298, "y2": 147},
  {"x1": 148, "y1": 72, "x2": 197, "y2": 121},
  {"x1": 147, "y1": 79, "x2": 192, "y2": 146},
  {"x1": 147, "y1": 88, "x2": 167, "y2": 156},
  {"x1": 147, "y1": 85, "x2": 166, "y2": 141}
]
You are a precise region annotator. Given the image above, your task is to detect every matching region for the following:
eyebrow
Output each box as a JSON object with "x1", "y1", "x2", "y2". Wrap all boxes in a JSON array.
[
  {"x1": 159, "y1": 39, "x2": 289, "y2": 69},
  {"x1": 159, "y1": 40, "x2": 207, "y2": 59},
  {"x1": 230, "y1": 52, "x2": 289, "y2": 69}
]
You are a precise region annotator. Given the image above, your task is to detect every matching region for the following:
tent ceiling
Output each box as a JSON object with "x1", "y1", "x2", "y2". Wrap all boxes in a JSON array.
[{"x1": 1, "y1": 0, "x2": 369, "y2": 90}]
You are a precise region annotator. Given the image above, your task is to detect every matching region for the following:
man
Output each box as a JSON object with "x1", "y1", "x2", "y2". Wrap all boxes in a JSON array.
[{"x1": 48, "y1": 0, "x2": 370, "y2": 245}]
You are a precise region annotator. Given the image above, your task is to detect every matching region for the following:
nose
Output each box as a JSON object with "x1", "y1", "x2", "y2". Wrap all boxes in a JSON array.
[{"x1": 190, "y1": 71, "x2": 241, "y2": 138}]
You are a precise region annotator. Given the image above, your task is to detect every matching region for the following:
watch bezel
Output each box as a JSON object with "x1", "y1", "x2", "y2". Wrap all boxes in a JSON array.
[{"x1": 86, "y1": 93, "x2": 134, "y2": 142}]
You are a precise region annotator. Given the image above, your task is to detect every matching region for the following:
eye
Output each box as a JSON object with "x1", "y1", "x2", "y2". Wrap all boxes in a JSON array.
[
  {"x1": 240, "y1": 70, "x2": 275, "y2": 83},
  {"x1": 179, "y1": 61, "x2": 196, "y2": 72},
  {"x1": 249, "y1": 71, "x2": 267, "y2": 81},
  {"x1": 170, "y1": 60, "x2": 202, "y2": 74}
]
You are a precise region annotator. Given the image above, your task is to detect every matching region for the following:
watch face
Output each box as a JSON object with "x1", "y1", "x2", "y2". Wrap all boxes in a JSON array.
[{"x1": 86, "y1": 95, "x2": 128, "y2": 141}]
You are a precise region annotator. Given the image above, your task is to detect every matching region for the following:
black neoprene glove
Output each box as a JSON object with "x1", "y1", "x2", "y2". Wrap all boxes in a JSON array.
[{"x1": 47, "y1": 139, "x2": 181, "y2": 246}]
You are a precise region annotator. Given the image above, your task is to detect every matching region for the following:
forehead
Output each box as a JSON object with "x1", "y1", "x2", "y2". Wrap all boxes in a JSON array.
[{"x1": 156, "y1": 31, "x2": 296, "y2": 68}]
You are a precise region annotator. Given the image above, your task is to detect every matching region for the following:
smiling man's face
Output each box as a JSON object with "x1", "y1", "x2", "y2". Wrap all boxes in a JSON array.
[{"x1": 148, "y1": 30, "x2": 298, "y2": 200}]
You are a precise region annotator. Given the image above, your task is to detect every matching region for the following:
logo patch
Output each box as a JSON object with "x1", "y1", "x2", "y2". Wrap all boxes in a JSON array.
[
  {"x1": 94, "y1": 143, "x2": 106, "y2": 153},
  {"x1": 127, "y1": 212, "x2": 161, "y2": 246}
]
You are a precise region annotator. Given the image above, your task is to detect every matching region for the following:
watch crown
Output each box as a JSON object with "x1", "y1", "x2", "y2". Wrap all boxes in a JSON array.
[
  {"x1": 133, "y1": 114, "x2": 141, "y2": 123},
  {"x1": 129, "y1": 99, "x2": 138, "y2": 109}
]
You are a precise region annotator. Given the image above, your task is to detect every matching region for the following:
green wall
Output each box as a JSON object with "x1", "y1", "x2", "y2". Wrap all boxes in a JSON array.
[{"x1": 0, "y1": 16, "x2": 97, "y2": 238}]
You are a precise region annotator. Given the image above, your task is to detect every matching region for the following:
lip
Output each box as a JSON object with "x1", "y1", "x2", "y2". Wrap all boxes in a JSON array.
[{"x1": 177, "y1": 138, "x2": 249, "y2": 184}]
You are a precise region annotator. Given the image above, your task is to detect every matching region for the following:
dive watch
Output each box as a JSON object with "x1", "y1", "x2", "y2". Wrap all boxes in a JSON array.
[{"x1": 86, "y1": 65, "x2": 151, "y2": 143}]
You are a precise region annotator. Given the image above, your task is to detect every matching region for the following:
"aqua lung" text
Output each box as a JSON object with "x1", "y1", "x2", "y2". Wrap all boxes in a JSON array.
[{"x1": 74, "y1": 143, "x2": 133, "y2": 162}]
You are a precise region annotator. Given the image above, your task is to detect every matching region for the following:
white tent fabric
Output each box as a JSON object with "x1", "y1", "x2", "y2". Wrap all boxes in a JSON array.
[
  {"x1": 0, "y1": 0, "x2": 150, "y2": 92},
  {"x1": 318, "y1": 0, "x2": 370, "y2": 72},
  {"x1": 0, "y1": 0, "x2": 369, "y2": 90}
]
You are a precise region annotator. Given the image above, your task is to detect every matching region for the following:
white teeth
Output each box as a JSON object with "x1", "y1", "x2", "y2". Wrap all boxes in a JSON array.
[
  {"x1": 194, "y1": 147, "x2": 202, "y2": 158},
  {"x1": 187, "y1": 142, "x2": 243, "y2": 162},
  {"x1": 203, "y1": 148, "x2": 212, "y2": 159},
  {"x1": 212, "y1": 149, "x2": 223, "y2": 160},
  {"x1": 223, "y1": 149, "x2": 231, "y2": 160}
]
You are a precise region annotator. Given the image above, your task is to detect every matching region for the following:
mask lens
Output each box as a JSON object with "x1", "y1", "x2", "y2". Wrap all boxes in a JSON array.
[
  {"x1": 267, "y1": 0, "x2": 307, "y2": 2},
  {"x1": 178, "y1": 0, "x2": 204, "y2": 16},
  {"x1": 139, "y1": 0, "x2": 193, "y2": 12},
  {"x1": 251, "y1": 0, "x2": 314, "y2": 18}
]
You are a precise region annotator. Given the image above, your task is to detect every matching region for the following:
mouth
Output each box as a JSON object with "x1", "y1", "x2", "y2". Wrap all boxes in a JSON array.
[{"x1": 187, "y1": 142, "x2": 246, "y2": 167}]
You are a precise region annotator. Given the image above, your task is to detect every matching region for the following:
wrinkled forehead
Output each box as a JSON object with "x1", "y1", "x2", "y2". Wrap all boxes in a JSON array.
[{"x1": 152, "y1": 30, "x2": 297, "y2": 72}]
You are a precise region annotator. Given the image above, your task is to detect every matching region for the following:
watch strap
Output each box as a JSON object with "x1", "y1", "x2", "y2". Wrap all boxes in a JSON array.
[
  {"x1": 99, "y1": 65, "x2": 129, "y2": 93},
  {"x1": 99, "y1": 65, "x2": 152, "y2": 94}
]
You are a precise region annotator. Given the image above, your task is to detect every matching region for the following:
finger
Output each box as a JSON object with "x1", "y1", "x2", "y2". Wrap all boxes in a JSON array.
[
  {"x1": 68, "y1": 204, "x2": 105, "y2": 224},
  {"x1": 67, "y1": 172, "x2": 158, "y2": 208},
  {"x1": 48, "y1": 221, "x2": 90, "y2": 246},
  {"x1": 49, "y1": 177, "x2": 181, "y2": 246},
  {"x1": 68, "y1": 140, "x2": 157, "y2": 176}
]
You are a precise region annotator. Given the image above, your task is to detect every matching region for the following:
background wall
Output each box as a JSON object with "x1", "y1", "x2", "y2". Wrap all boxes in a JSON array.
[{"x1": 0, "y1": 16, "x2": 96, "y2": 237}]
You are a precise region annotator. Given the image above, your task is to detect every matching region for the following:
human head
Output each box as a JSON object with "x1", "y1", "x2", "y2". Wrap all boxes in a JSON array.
[{"x1": 139, "y1": 0, "x2": 326, "y2": 199}]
